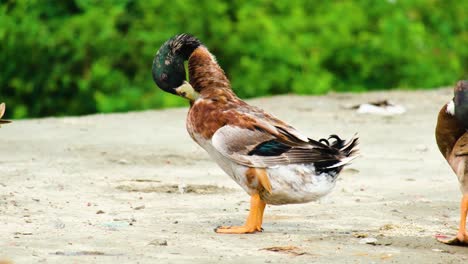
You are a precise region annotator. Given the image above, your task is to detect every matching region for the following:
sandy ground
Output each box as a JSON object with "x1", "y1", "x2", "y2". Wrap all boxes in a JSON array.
[{"x1": 1, "y1": 88, "x2": 467, "y2": 263}]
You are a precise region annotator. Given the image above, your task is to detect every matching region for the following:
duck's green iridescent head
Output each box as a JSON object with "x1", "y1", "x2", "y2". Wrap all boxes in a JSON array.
[
  {"x1": 454, "y1": 80, "x2": 468, "y2": 128},
  {"x1": 152, "y1": 34, "x2": 202, "y2": 100}
]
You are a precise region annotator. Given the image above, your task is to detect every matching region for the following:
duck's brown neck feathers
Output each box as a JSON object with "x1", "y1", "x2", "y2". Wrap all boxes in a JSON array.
[
  {"x1": 186, "y1": 47, "x2": 250, "y2": 140},
  {"x1": 436, "y1": 104, "x2": 466, "y2": 158},
  {"x1": 188, "y1": 47, "x2": 236, "y2": 100}
]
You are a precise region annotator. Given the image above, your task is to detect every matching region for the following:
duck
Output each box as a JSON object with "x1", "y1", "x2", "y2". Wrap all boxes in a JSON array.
[
  {"x1": 435, "y1": 80, "x2": 468, "y2": 245},
  {"x1": 0, "y1": 103, "x2": 11, "y2": 127},
  {"x1": 152, "y1": 34, "x2": 359, "y2": 234}
]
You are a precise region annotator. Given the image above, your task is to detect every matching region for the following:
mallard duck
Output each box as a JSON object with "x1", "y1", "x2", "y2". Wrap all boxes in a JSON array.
[
  {"x1": 435, "y1": 80, "x2": 468, "y2": 245},
  {"x1": 152, "y1": 34, "x2": 359, "y2": 234},
  {"x1": 0, "y1": 103, "x2": 11, "y2": 127}
]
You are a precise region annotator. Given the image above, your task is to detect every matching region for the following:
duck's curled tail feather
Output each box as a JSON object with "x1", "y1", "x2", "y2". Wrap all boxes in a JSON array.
[{"x1": 310, "y1": 134, "x2": 359, "y2": 175}]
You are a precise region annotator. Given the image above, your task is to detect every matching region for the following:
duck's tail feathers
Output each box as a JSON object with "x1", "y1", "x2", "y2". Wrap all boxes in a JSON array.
[
  {"x1": 339, "y1": 134, "x2": 359, "y2": 156},
  {"x1": 326, "y1": 134, "x2": 359, "y2": 169},
  {"x1": 310, "y1": 133, "x2": 358, "y2": 171},
  {"x1": 325, "y1": 155, "x2": 358, "y2": 169}
]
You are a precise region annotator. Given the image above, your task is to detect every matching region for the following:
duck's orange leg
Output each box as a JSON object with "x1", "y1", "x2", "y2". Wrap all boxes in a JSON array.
[
  {"x1": 257, "y1": 198, "x2": 266, "y2": 229},
  {"x1": 215, "y1": 193, "x2": 266, "y2": 234},
  {"x1": 456, "y1": 194, "x2": 468, "y2": 242},
  {"x1": 437, "y1": 194, "x2": 468, "y2": 246}
]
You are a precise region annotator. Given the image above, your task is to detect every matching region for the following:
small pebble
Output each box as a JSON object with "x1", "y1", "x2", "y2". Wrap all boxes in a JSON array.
[
  {"x1": 134, "y1": 205, "x2": 145, "y2": 210},
  {"x1": 359, "y1": 237, "x2": 378, "y2": 245},
  {"x1": 149, "y1": 239, "x2": 168, "y2": 246}
]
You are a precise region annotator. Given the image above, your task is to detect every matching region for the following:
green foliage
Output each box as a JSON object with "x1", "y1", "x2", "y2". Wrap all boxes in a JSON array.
[{"x1": 0, "y1": 0, "x2": 467, "y2": 118}]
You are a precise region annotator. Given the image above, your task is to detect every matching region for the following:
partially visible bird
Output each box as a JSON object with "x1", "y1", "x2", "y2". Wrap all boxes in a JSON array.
[
  {"x1": 152, "y1": 34, "x2": 359, "y2": 234},
  {"x1": 0, "y1": 103, "x2": 11, "y2": 127},
  {"x1": 435, "y1": 80, "x2": 468, "y2": 246}
]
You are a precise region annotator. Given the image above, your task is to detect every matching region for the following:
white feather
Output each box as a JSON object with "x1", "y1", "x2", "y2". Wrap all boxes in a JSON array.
[
  {"x1": 446, "y1": 100, "x2": 455, "y2": 116},
  {"x1": 326, "y1": 155, "x2": 358, "y2": 169}
]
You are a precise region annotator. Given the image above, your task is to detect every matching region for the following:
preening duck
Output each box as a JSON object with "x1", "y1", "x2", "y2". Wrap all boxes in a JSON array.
[
  {"x1": 152, "y1": 34, "x2": 359, "y2": 234},
  {"x1": 436, "y1": 80, "x2": 468, "y2": 245}
]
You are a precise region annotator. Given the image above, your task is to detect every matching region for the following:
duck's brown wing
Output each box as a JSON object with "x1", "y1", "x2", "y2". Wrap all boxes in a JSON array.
[
  {"x1": 211, "y1": 123, "x2": 359, "y2": 172},
  {"x1": 454, "y1": 132, "x2": 468, "y2": 156}
]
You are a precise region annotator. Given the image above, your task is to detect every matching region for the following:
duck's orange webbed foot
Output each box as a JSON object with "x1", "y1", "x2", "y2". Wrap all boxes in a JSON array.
[
  {"x1": 215, "y1": 225, "x2": 263, "y2": 234},
  {"x1": 437, "y1": 194, "x2": 468, "y2": 247},
  {"x1": 215, "y1": 193, "x2": 266, "y2": 234},
  {"x1": 436, "y1": 233, "x2": 468, "y2": 246}
]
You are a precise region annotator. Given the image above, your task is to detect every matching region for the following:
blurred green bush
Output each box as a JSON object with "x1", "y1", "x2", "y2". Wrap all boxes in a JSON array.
[{"x1": 0, "y1": 0, "x2": 467, "y2": 118}]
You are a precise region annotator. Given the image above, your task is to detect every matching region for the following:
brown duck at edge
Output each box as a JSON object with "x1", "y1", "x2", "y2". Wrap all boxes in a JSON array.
[
  {"x1": 0, "y1": 103, "x2": 12, "y2": 126},
  {"x1": 435, "y1": 80, "x2": 468, "y2": 246}
]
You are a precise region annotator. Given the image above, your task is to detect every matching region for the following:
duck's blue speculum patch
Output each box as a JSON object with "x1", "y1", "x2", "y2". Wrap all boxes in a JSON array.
[{"x1": 248, "y1": 140, "x2": 292, "y2": 156}]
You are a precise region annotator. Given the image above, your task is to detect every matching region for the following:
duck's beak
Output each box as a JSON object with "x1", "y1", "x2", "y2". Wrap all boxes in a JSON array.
[{"x1": 175, "y1": 81, "x2": 200, "y2": 101}]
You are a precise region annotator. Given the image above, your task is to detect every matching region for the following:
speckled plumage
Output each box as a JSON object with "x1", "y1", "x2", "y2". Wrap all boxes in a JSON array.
[
  {"x1": 152, "y1": 34, "x2": 359, "y2": 233},
  {"x1": 180, "y1": 38, "x2": 358, "y2": 203}
]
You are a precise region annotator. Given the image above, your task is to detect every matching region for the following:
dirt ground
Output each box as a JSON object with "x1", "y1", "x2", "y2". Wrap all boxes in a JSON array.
[{"x1": 1, "y1": 88, "x2": 467, "y2": 263}]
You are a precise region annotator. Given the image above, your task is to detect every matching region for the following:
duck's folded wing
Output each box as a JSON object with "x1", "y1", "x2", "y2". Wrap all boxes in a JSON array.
[
  {"x1": 454, "y1": 132, "x2": 468, "y2": 156},
  {"x1": 211, "y1": 125, "x2": 340, "y2": 168}
]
